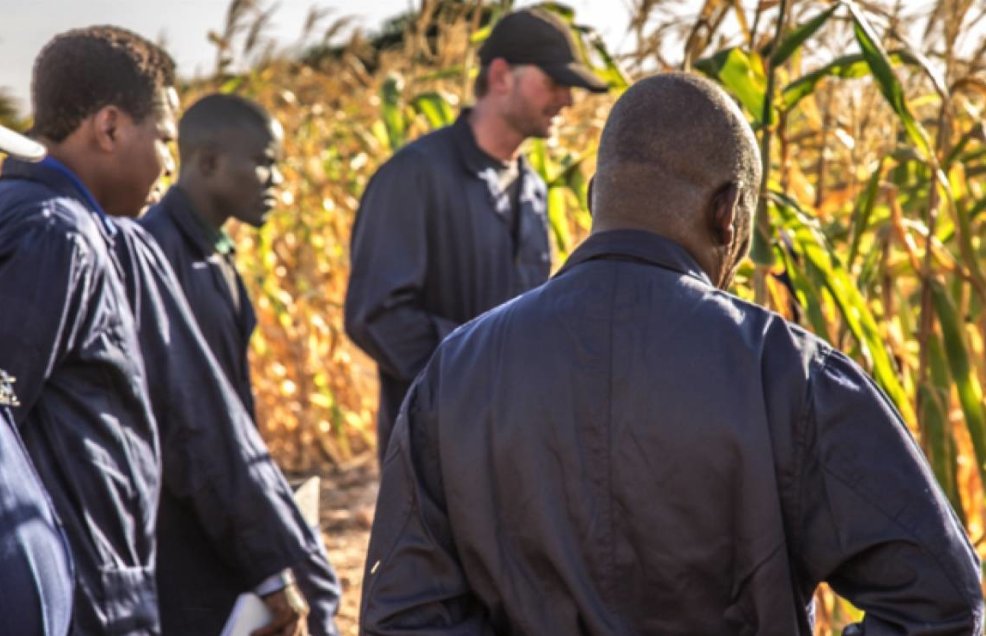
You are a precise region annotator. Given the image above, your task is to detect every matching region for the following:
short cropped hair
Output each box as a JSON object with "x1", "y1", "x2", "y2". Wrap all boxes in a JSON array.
[
  {"x1": 177, "y1": 93, "x2": 273, "y2": 163},
  {"x1": 32, "y1": 25, "x2": 176, "y2": 142}
]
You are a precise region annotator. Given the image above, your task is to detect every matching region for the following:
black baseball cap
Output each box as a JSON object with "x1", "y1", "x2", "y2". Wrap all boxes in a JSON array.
[
  {"x1": 0, "y1": 125, "x2": 45, "y2": 162},
  {"x1": 478, "y1": 8, "x2": 609, "y2": 94}
]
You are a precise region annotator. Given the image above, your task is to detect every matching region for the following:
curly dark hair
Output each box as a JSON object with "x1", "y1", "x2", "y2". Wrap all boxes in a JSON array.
[{"x1": 31, "y1": 25, "x2": 176, "y2": 142}]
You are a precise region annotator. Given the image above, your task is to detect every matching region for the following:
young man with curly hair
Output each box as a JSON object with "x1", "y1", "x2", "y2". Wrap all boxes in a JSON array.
[
  {"x1": 0, "y1": 25, "x2": 173, "y2": 634},
  {"x1": 0, "y1": 26, "x2": 340, "y2": 635}
]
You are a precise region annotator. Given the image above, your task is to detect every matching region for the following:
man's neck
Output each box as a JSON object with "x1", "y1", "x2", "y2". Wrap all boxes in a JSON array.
[
  {"x1": 467, "y1": 104, "x2": 524, "y2": 163},
  {"x1": 176, "y1": 176, "x2": 227, "y2": 232},
  {"x1": 44, "y1": 144, "x2": 108, "y2": 209}
]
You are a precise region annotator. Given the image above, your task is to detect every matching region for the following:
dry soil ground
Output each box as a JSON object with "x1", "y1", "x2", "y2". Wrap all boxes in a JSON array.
[{"x1": 310, "y1": 457, "x2": 379, "y2": 635}]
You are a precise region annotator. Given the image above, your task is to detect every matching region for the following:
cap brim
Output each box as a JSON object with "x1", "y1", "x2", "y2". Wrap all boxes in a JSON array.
[
  {"x1": 541, "y1": 62, "x2": 609, "y2": 93},
  {"x1": 0, "y1": 125, "x2": 45, "y2": 162}
]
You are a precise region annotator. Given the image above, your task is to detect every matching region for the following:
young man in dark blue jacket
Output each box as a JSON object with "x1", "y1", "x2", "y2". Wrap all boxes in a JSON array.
[
  {"x1": 361, "y1": 74, "x2": 984, "y2": 635},
  {"x1": 138, "y1": 93, "x2": 341, "y2": 636},
  {"x1": 0, "y1": 124, "x2": 74, "y2": 636},
  {"x1": 140, "y1": 93, "x2": 282, "y2": 422},
  {"x1": 0, "y1": 27, "x2": 171, "y2": 634},
  {"x1": 1, "y1": 26, "x2": 339, "y2": 636}
]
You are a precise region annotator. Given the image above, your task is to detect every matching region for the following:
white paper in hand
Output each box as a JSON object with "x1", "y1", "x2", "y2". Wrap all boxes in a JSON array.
[{"x1": 220, "y1": 592, "x2": 273, "y2": 636}]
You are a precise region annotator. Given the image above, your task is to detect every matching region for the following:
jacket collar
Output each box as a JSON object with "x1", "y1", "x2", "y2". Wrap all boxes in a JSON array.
[
  {"x1": 1, "y1": 156, "x2": 118, "y2": 237},
  {"x1": 556, "y1": 229, "x2": 714, "y2": 287},
  {"x1": 452, "y1": 109, "x2": 535, "y2": 179},
  {"x1": 156, "y1": 186, "x2": 235, "y2": 258},
  {"x1": 452, "y1": 109, "x2": 543, "y2": 224}
]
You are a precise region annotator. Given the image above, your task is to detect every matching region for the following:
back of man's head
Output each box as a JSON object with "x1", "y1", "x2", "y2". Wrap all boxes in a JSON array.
[
  {"x1": 177, "y1": 93, "x2": 275, "y2": 167},
  {"x1": 591, "y1": 73, "x2": 761, "y2": 276},
  {"x1": 32, "y1": 25, "x2": 176, "y2": 142}
]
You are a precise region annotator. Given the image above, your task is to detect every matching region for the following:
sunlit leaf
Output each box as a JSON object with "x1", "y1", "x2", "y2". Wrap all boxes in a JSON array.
[
  {"x1": 769, "y1": 4, "x2": 839, "y2": 67},
  {"x1": 931, "y1": 283, "x2": 986, "y2": 489},
  {"x1": 410, "y1": 91, "x2": 455, "y2": 129},
  {"x1": 845, "y1": 1, "x2": 933, "y2": 160},
  {"x1": 771, "y1": 192, "x2": 915, "y2": 425}
]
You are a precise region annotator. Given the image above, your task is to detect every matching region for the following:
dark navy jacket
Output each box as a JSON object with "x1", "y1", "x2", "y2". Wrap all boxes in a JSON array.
[
  {"x1": 0, "y1": 400, "x2": 73, "y2": 636},
  {"x1": 111, "y1": 217, "x2": 341, "y2": 636},
  {"x1": 140, "y1": 187, "x2": 257, "y2": 418},
  {"x1": 361, "y1": 230, "x2": 984, "y2": 635},
  {"x1": 345, "y1": 112, "x2": 551, "y2": 460},
  {"x1": 0, "y1": 158, "x2": 161, "y2": 635}
]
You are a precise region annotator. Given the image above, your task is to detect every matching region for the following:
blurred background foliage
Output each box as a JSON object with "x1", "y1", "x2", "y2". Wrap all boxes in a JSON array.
[{"x1": 146, "y1": 0, "x2": 986, "y2": 631}]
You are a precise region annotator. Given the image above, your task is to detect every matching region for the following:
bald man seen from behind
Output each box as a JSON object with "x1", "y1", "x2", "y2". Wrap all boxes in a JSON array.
[{"x1": 359, "y1": 73, "x2": 984, "y2": 635}]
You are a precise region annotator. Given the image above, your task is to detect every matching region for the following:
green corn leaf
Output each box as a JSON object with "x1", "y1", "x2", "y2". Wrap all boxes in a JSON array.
[
  {"x1": 694, "y1": 47, "x2": 735, "y2": 79},
  {"x1": 931, "y1": 282, "x2": 986, "y2": 489},
  {"x1": 715, "y1": 48, "x2": 768, "y2": 124},
  {"x1": 894, "y1": 49, "x2": 948, "y2": 100},
  {"x1": 380, "y1": 75, "x2": 406, "y2": 151},
  {"x1": 771, "y1": 191, "x2": 915, "y2": 424},
  {"x1": 537, "y1": 2, "x2": 576, "y2": 22},
  {"x1": 845, "y1": 1, "x2": 933, "y2": 160},
  {"x1": 587, "y1": 32, "x2": 629, "y2": 90},
  {"x1": 546, "y1": 186, "x2": 571, "y2": 256},
  {"x1": 565, "y1": 168, "x2": 592, "y2": 231},
  {"x1": 695, "y1": 47, "x2": 769, "y2": 124},
  {"x1": 469, "y1": 23, "x2": 493, "y2": 44},
  {"x1": 416, "y1": 67, "x2": 466, "y2": 82},
  {"x1": 410, "y1": 92, "x2": 455, "y2": 129},
  {"x1": 769, "y1": 4, "x2": 839, "y2": 67},
  {"x1": 943, "y1": 124, "x2": 981, "y2": 169},
  {"x1": 526, "y1": 139, "x2": 551, "y2": 183},
  {"x1": 920, "y1": 334, "x2": 964, "y2": 521},
  {"x1": 220, "y1": 75, "x2": 245, "y2": 93},
  {"x1": 967, "y1": 198, "x2": 986, "y2": 223},
  {"x1": 782, "y1": 53, "x2": 875, "y2": 110},
  {"x1": 776, "y1": 241, "x2": 832, "y2": 340},
  {"x1": 847, "y1": 158, "x2": 885, "y2": 272},
  {"x1": 780, "y1": 48, "x2": 937, "y2": 112}
]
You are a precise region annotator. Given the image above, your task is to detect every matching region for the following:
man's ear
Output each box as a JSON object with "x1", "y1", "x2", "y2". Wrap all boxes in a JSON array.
[
  {"x1": 90, "y1": 105, "x2": 123, "y2": 153},
  {"x1": 487, "y1": 58, "x2": 514, "y2": 95},
  {"x1": 709, "y1": 182, "x2": 741, "y2": 247},
  {"x1": 195, "y1": 146, "x2": 219, "y2": 177}
]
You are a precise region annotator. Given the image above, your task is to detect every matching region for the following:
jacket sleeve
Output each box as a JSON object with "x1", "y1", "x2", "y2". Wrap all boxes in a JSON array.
[
  {"x1": 796, "y1": 350, "x2": 984, "y2": 635},
  {"x1": 0, "y1": 217, "x2": 96, "y2": 419},
  {"x1": 345, "y1": 150, "x2": 459, "y2": 382},
  {"x1": 360, "y1": 368, "x2": 494, "y2": 635},
  {"x1": 116, "y1": 225, "x2": 341, "y2": 633}
]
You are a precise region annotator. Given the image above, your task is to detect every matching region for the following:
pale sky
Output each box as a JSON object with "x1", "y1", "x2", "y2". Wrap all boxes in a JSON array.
[{"x1": 0, "y1": 0, "x2": 634, "y2": 117}]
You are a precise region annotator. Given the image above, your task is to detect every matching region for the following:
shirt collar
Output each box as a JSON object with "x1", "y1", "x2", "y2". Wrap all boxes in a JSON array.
[
  {"x1": 159, "y1": 186, "x2": 235, "y2": 256},
  {"x1": 453, "y1": 109, "x2": 531, "y2": 177},
  {"x1": 556, "y1": 229, "x2": 714, "y2": 287},
  {"x1": 1, "y1": 155, "x2": 118, "y2": 237}
]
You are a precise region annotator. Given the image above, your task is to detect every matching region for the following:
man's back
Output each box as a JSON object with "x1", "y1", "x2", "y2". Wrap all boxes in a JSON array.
[
  {"x1": 362, "y1": 230, "x2": 982, "y2": 634},
  {"x1": 0, "y1": 159, "x2": 160, "y2": 634}
]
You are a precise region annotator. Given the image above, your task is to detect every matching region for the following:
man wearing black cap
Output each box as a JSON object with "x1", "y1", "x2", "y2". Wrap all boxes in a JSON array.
[{"x1": 346, "y1": 8, "x2": 607, "y2": 463}]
